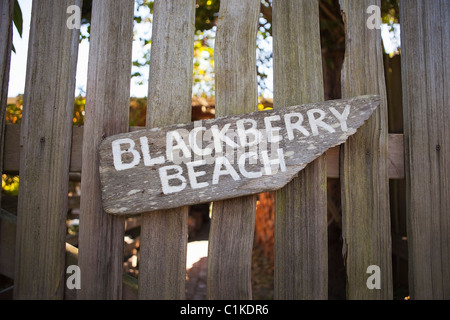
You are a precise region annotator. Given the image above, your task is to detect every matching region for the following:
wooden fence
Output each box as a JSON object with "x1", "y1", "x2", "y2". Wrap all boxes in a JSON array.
[{"x1": 0, "y1": 0, "x2": 448, "y2": 300}]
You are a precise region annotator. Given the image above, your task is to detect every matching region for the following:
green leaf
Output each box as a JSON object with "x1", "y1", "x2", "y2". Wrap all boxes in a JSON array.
[
  {"x1": 13, "y1": 0, "x2": 23, "y2": 38},
  {"x1": 131, "y1": 72, "x2": 143, "y2": 78}
]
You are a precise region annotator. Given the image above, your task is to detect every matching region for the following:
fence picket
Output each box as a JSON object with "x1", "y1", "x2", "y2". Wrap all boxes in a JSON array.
[
  {"x1": 272, "y1": 0, "x2": 328, "y2": 300},
  {"x1": 0, "y1": 0, "x2": 15, "y2": 287},
  {"x1": 400, "y1": 0, "x2": 450, "y2": 299},
  {"x1": 0, "y1": 0, "x2": 14, "y2": 204},
  {"x1": 207, "y1": 0, "x2": 260, "y2": 300},
  {"x1": 339, "y1": 0, "x2": 392, "y2": 299},
  {"x1": 138, "y1": 0, "x2": 196, "y2": 300},
  {"x1": 13, "y1": 0, "x2": 81, "y2": 299},
  {"x1": 77, "y1": 0, "x2": 134, "y2": 300}
]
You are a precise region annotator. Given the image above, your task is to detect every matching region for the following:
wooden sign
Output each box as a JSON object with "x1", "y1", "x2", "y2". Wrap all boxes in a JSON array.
[{"x1": 99, "y1": 95, "x2": 379, "y2": 216}]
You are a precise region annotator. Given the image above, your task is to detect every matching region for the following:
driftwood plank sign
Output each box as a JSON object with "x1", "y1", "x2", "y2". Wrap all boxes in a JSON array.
[{"x1": 99, "y1": 95, "x2": 379, "y2": 216}]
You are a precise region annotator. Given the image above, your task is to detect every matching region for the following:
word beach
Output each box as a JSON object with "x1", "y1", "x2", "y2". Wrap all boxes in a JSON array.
[{"x1": 99, "y1": 95, "x2": 379, "y2": 216}]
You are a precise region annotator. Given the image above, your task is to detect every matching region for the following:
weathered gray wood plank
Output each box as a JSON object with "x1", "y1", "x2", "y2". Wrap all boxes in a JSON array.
[
  {"x1": 206, "y1": 0, "x2": 260, "y2": 300},
  {"x1": 13, "y1": 0, "x2": 81, "y2": 299},
  {"x1": 138, "y1": 0, "x2": 195, "y2": 300},
  {"x1": 99, "y1": 96, "x2": 379, "y2": 216},
  {"x1": 339, "y1": 0, "x2": 393, "y2": 299},
  {"x1": 0, "y1": 0, "x2": 14, "y2": 202},
  {"x1": 388, "y1": 134, "x2": 404, "y2": 180},
  {"x1": 77, "y1": 0, "x2": 134, "y2": 300},
  {"x1": 273, "y1": 0, "x2": 327, "y2": 300},
  {"x1": 0, "y1": 0, "x2": 14, "y2": 283},
  {"x1": 400, "y1": 0, "x2": 450, "y2": 300}
]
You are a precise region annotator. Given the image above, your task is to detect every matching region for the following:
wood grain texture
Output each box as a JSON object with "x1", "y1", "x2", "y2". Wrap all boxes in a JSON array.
[
  {"x1": 207, "y1": 0, "x2": 260, "y2": 300},
  {"x1": 400, "y1": 0, "x2": 450, "y2": 300},
  {"x1": 273, "y1": 0, "x2": 327, "y2": 300},
  {"x1": 77, "y1": 0, "x2": 134, "y2": 300},
  {"x1": 138, "y1": 0, "x2": 195, "y2": 300},
  {"x1": 339, "y1": 0, "x2": 393, "y2": 299},
  {"x1": 388, "y1": 134, "x2": 404, "y2": 179},
  {"x1": 13, "y1": 0, "x2": 81, "y2": 299},
  {"x1": 99, "y1": 97, "x2": 379, "y2": 215}
]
